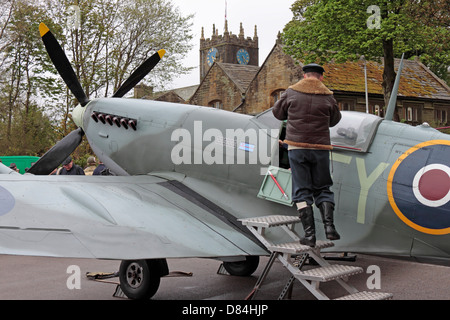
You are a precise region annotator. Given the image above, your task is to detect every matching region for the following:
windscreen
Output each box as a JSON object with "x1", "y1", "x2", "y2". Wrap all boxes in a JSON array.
[{"x1": 330, "y1": 111, "x2": 382, "y2": 152}]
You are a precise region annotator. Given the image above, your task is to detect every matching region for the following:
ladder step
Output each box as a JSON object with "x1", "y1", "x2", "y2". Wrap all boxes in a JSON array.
[
  {"x1": 239, "y1": 215, "x2": 301, "y2": 228},
  {"x1": 268, "y1": 240, "x2": 334, "y2": 254},
  {"x1": 294, "y1": 265, "x2": 363, "y2": 282},
  {"x1": 335, "y1": 291, "x2": 393, "y2": 300}
]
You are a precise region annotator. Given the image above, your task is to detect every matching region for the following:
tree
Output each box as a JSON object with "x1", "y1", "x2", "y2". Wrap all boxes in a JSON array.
[
  {"x1": 0, "y1": 0, "x2": 194, "y2": 158},
  {"x1": 39, "y1": 0, "x2": 194, "y2": 143},
  {"x1": 0, "y1": 0, "x2": 58, "y2": 155},
  {"x1": 283, "y1": 0, "x2": 450, "y2": 108},
  {"x1": 6, "y1": 103, "x2": 56, "y2": 155},
  {"x1": 41, "y1": 0, "x2": 193, "y2": 103}
]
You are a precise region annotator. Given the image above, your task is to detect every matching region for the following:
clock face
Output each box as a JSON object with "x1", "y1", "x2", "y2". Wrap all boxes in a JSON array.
[
  {"x1": 206, "y1": 47, "x2": 218, "y2": 66},
  {"x1": 237, "y1": 48, "x2": 250, "y2": 65}
]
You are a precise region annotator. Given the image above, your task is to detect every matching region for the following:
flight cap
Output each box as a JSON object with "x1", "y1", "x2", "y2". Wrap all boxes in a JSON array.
[
  {"x1": 302, "y1": 63, "x2": 325, "y2": 74},
  {"x1": 62, "y1": 156, "x2": 72, "y2": 166}
]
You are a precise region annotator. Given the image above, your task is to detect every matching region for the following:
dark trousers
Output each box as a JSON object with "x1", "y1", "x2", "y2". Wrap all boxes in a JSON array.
[{"x1": 288, "y1": 149, "x2": 334, "y2": 206}]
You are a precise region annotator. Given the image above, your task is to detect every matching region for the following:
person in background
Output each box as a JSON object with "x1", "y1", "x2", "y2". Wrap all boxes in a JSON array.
[
  {"x1": 59, "y1": 156, "x2": 85, "y2": 175},
  {"x1": 93, "y1": 161, "x2": 106, "y2": 175},
  {"x1": 92, "y1": 160, "x2": 115, "y2": 175},
  {"x1": 84, "y1": 156, "x2": 97, "y2": 176},
  {"x1": 9, "y1": 163, "x2": 19, "y2": 173}
]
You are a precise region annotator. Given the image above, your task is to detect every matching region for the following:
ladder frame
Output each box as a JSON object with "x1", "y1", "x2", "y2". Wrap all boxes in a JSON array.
[{"x1": 240, "y1": 215, "x2": 392, "y2": 300}]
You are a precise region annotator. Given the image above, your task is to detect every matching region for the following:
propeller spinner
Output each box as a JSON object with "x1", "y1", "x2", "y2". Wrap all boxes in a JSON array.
[{"x1": 27, "y1": 23, "x2": 165, "y2": 175}]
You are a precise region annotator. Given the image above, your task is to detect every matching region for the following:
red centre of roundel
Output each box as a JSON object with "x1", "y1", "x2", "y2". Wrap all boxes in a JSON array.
[{"x1": 418, "y1": 169, "x2": 450, "y2": 201}]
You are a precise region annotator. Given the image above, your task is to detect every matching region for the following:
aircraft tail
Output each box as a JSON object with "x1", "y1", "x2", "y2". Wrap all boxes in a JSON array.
[{"x1": 384, "y1": 53, "x2": 404, "y2": 121}]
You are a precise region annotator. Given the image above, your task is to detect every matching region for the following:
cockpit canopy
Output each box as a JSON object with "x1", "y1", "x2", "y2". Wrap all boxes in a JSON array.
[
  {"x1": 330, "y1": 111, "x2": 382, "y2": 152},
  {"x1": 254, "y1": 109, "x2": 382, "y2": 153}
]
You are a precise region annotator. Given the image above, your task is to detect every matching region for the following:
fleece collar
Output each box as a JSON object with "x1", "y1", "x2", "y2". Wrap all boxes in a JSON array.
[{"x1": 289, "y1": 78, "x2": 333, "y2": 95}]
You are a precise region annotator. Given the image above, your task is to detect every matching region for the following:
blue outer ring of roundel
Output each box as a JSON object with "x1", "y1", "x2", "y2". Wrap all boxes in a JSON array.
[
  {"x1": 0, "y1": 185, "x2": 15, "y2": 216},
  {"x1": 387, "y1": 140, "x2": 450, "y2": 235}
]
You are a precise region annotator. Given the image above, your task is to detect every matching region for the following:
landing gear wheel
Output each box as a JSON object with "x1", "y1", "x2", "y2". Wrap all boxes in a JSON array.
[
  {"x1": 223, "y1": 256, "x2": 259, "y2": 276},
  {"x1": 119, "y1": 259, "x2": 161, "y2": 300}
]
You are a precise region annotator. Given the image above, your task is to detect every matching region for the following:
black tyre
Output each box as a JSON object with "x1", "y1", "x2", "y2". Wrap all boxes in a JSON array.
[
  {"x1": 222, "y1": 256, "x2": 259, "y2": 276},
  {"x1": 119, "y1": 259, "x2": 161, "y2": 299}
]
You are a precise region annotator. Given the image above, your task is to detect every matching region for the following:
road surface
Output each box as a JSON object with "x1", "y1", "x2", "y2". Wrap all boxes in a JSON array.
[{"x1": 0, "y1": 253, "x2": 448, "y2": 300}]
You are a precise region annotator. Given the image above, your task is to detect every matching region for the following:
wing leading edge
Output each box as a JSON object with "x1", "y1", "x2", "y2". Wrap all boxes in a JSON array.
[{"x1": 0, "y1": 174, "x2": 267, "y2": 259}]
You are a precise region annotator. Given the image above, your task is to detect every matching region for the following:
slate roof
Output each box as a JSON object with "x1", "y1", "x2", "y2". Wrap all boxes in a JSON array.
[
  {"x1": 151, "y1": 84, "x2": 199, "y2": 101},
  {"x1": 171, "y1": 85, "x2": 199, "y2": 101},
  {"x1": 216, "y1": 62, "x2": 260, "y2": 92},
  {"x1": 323, "y1": 58, "x2": 450, "y2": 101}
]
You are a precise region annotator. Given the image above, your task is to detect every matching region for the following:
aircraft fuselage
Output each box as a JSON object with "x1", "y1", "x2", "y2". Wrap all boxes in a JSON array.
[{"x1": 80, "y1": 98, "x2": 450, "y2": 264}]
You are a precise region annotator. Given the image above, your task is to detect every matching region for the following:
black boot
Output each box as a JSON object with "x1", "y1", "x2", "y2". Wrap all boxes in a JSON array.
[
  {"x1": 319, "y1": 202, "x2": 340, "y2": 240},
  {"x1": 298, "y1": 206, "x2": 316, "y2": 247}
]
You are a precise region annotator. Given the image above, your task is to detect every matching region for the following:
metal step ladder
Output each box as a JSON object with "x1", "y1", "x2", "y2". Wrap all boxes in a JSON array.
[{"x1": 239, "y1": 215, "x2": 393, "y2": 300}]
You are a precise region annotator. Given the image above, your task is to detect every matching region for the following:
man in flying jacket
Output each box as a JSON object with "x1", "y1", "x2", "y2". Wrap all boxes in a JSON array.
[{"x1": 272, "y1": 63, "x2": 342, "y2": 247}]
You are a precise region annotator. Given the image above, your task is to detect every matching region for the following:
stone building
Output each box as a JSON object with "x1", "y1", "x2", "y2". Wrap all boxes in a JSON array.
[
  {"x1": 240, "y1": 38, "x2": 302, "y2": 115},
  {"x1": 241, "y1": 41, "x2": 450, "y2": 126},
  {"x1": 189, "y1": 62, "x2": 259, "y2": 110},
  {"x1": 138, "y1": 22, "x2": 450, "y2": 127},
  {"x1": 323, "y1": 57, "x2": 450, "y2": 126},
  {"x1": 199, "y1": 21, "x2": 259, "y2": 81},
  {"x1": 189, "y1": 21, "x2": 260, "y2": 110}
]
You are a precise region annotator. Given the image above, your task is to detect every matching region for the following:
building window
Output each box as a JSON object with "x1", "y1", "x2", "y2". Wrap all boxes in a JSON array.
[
  {"x1": 209, "y1": 100, "x2": 222, "y2": 109},
  {"x1": 407, "y1": 107, "x2": 414, "y2": 121},
  {"x1": 338, "y1": 99, "x2": 355, "y2": 111},
  {"x1": 403, "y1": 103, "x2": 422, "y2": 125},
  {"x1": 271, "y1": 89, "x2": 285, "y2": 105},
  {"x1": 374, "y1": 104, "x2": 384, "y2": 117},
  {"x1": 435, "y1": 108, "x2": 448, "y2": 126}
]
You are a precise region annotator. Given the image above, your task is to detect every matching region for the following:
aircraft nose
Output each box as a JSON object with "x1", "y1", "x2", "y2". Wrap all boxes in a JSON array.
[{"x1": 72, "y1": 104, "x2": 86, "y2": 129}]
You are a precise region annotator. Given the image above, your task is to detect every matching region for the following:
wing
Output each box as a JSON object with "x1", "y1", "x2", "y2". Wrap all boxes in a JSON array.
[{"x1": 0, "y1": 173, "x2": 267, "y2": 259}]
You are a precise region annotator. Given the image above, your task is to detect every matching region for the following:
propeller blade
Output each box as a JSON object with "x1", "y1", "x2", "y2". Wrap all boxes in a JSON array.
[
  {"x1": 112, "y1": 49, "x2": 165, "y2": 98},
  {"x1": 27, "y1": 128, "x2": 84, "y2": 175},
  {"x1": 39, "y1": 23, "x2": 89, "y2": 106}
]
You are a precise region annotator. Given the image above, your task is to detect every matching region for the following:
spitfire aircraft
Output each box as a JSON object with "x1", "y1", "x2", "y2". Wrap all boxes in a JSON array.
[{"x1": 0, "y1": 23, "x2": 449, "y2": 299}]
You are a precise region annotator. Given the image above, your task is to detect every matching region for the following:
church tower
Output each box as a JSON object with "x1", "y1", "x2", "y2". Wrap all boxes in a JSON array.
[{"x1": 199, "y1": 21, "x2": 259, "y2": 81}]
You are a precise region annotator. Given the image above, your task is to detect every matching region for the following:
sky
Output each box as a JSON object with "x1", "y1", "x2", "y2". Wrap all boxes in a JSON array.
[{"x1": 168, "y1": 0, "x2": 295, "y2": 89}]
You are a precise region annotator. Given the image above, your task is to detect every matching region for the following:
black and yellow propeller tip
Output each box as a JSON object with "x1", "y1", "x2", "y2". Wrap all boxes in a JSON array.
[
  {"x1": 39, "y1": 22, "x2": 165, "y2": 59},
  {"x1": 39, "y1": 22, "x2": 50, "y2": 37}
]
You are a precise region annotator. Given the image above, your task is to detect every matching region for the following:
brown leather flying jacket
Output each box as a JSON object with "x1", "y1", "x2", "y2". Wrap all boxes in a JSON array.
[{"x1": 272, "y1": 78, "x2": 341, "y2": 150}]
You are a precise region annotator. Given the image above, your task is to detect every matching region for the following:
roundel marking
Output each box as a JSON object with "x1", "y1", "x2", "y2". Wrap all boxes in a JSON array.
[
  {"x1": 412, "y1": 164, "x2": 450, "y2": 207},
  {"x1": 387, "y1": 140, "x2": 450, "y2": 235},
  {"x1": 0, "y1": 185, "x2": 15, "y2": 216}
]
